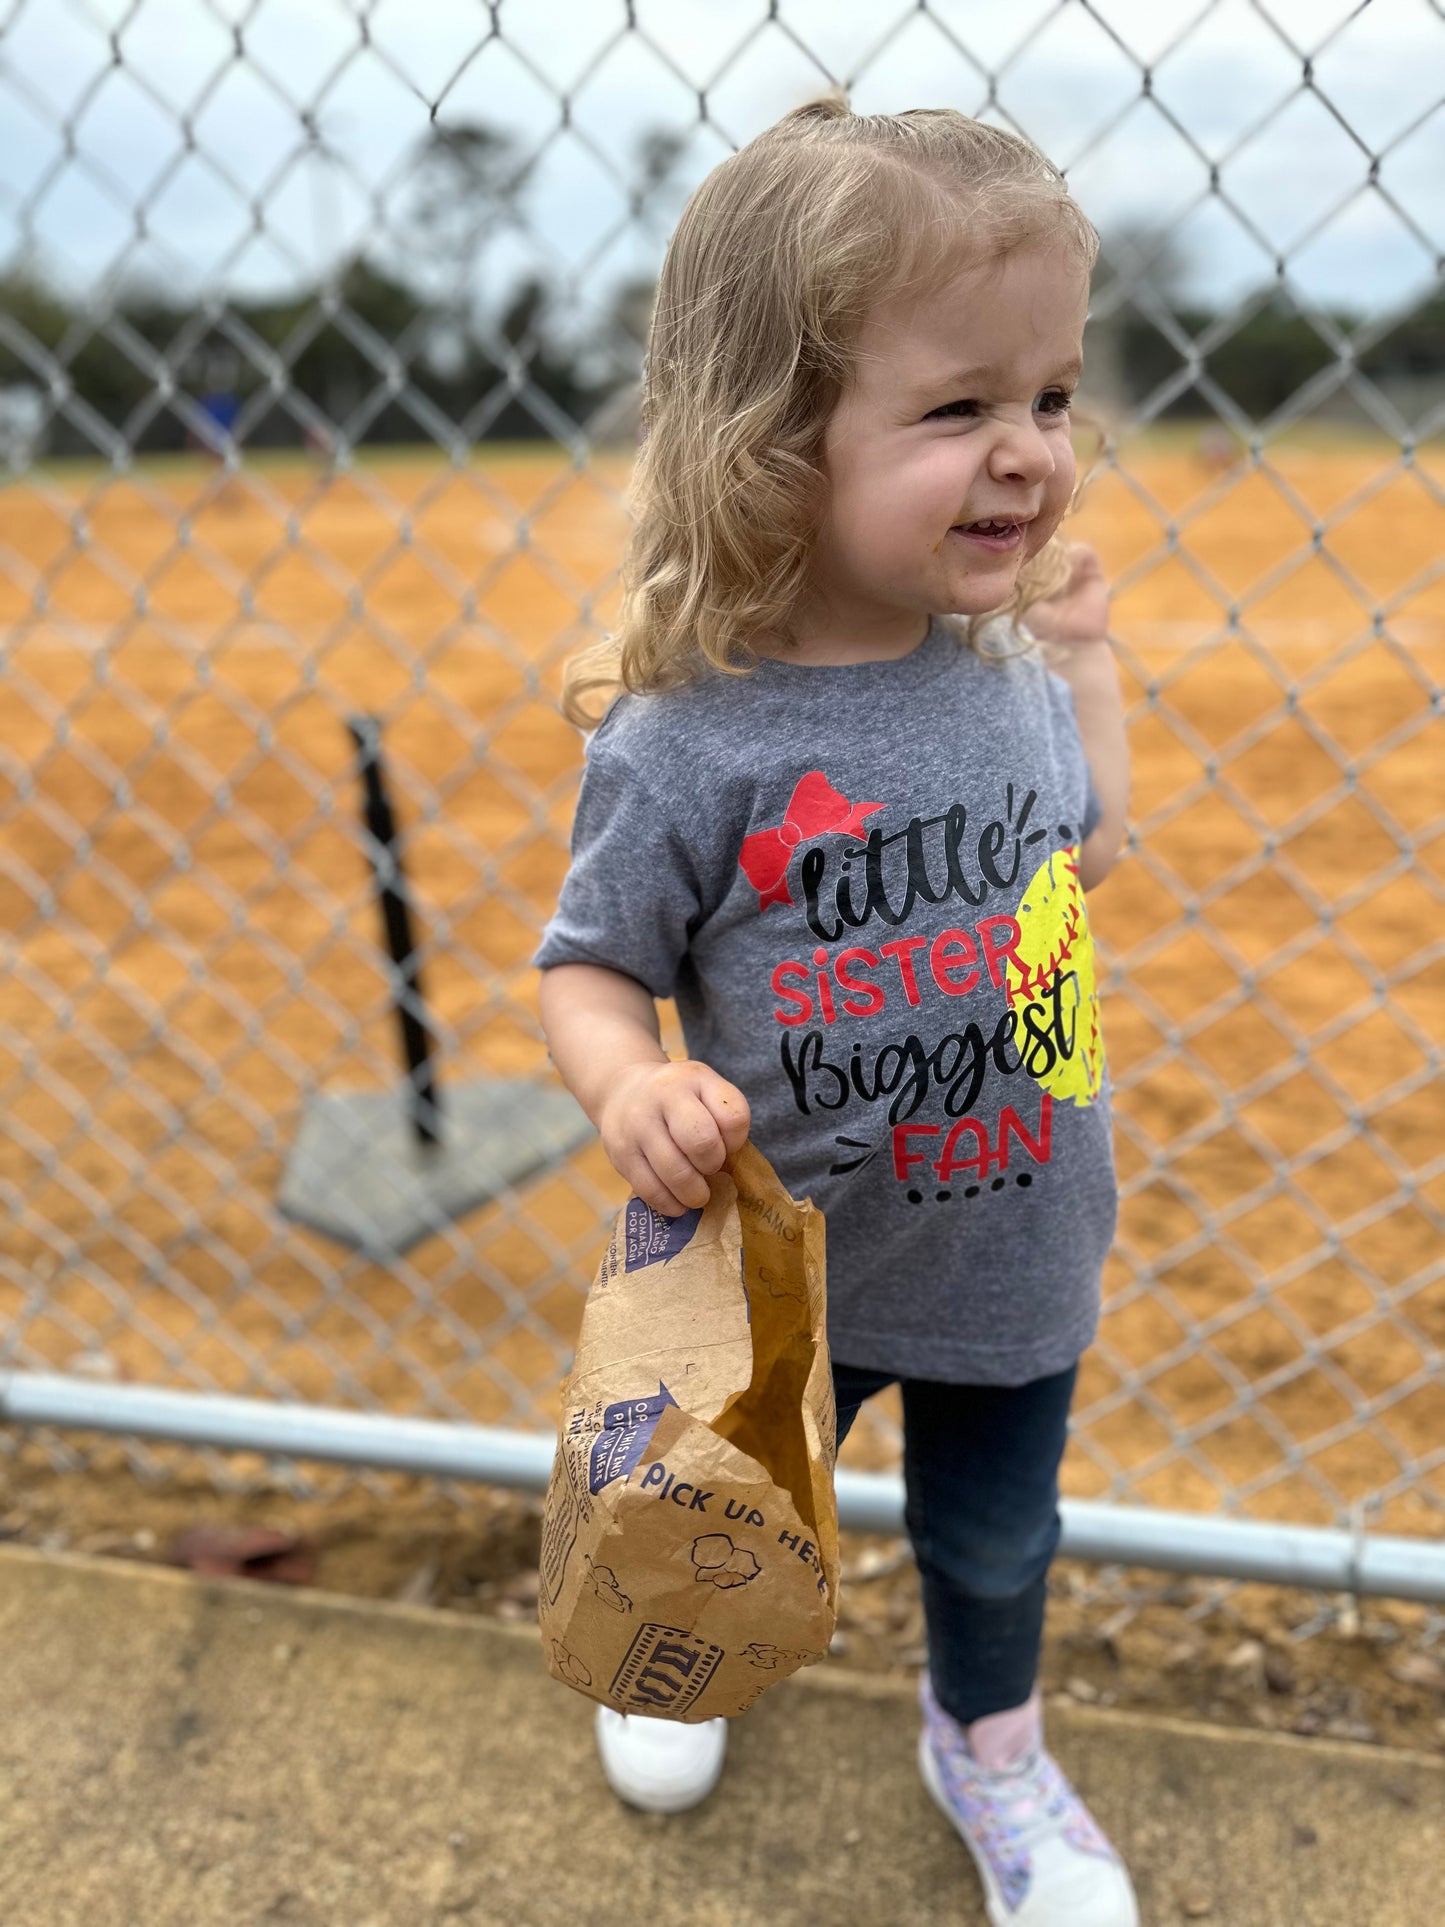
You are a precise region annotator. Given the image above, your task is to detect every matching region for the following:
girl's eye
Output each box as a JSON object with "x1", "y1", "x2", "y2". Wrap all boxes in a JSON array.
[{"x1": 925, "y1": 390, "x2": 1074, "y2": 422}]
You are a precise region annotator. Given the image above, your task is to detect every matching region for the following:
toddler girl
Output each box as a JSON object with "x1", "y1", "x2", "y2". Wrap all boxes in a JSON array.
[{"x1": 533, "y1": 93, "x2": 1135, "y2": 1927}]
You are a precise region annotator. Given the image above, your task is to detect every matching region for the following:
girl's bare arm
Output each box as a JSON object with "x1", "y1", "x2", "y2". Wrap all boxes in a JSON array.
[
  {"x1": 1042, "y1": 635, "x2": 1129, "y2": 890},
  {"x1": 538, "y1": 961, "x2": 750, "y2": 1216},
  {"x1": 1025, "y1": 542, "x2": 1130, "y2": 891}
]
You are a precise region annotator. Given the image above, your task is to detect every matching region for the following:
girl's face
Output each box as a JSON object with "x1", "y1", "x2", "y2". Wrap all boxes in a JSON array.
[{"x1": 801, "y1": 241, "x2": 1090, "y2": 654}]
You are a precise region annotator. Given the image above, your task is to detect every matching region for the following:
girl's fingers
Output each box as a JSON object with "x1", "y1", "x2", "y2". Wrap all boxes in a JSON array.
[
  {"x1": 614, "y1": 1068, "x2": 751, "y2": 1221},
  {"x1": 661, "y1": 1088, "x2": 729, "y2": 1173},
  {"x1": 696, "y1": 1078, "x2": 751, "y2": 1151},
  {"x1": 625, "y1": 1147, "x2": 696, "y2": 1219},
  {"x1": 639, "y1": 1125, "x2": 713, "y2": 1211}
]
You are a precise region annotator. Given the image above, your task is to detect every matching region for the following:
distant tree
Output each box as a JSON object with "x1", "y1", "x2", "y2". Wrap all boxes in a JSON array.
[
  {"x1": 474, "y1": 271, "x2": 600, "y2": 439},
  {"x1": 401, "y1": 120, "x2": 533, "y2": 334},
  {"x1": 392, "y1": 117, "x2": 599, "y2": 437},
  {"x1": 1089, "y1": 226, "x2": 1367, "y2": 422},
  {"x1": 1100, "y1": 286, "x2": 1352, "y2": 424},
  {"x1": 235, "y1": 257, "x2": 434, "y2": 445},
  {"x1": 596, "y1": 275, "x2": 657, "y2": 385},
  {"x1": 1204, "y1": 294, "x2": 1345, "y2": 422},
  {"x1": 611, "y1": 123, "x2": 690, "y2": 381},
  {"x1": 637, "y1": 126, "x2": 689, "y2": 200},
  {"x1": 0, "y1": 273, "x2": 70, "y2": 371},
  {"x1": 1092, "y1": 223, "x2": 1194, "y2": 315},
  {"x1": 0, "y1": 271, "x2": 194, "y2": 454},
  {"x1": 1359, "y1": 292, "x2": 1445, "y2": 377}
]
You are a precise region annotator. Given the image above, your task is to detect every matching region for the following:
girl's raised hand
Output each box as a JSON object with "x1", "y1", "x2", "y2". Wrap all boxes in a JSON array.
[
  {"x1": 597, "y1": 1059, "x2": 752, "y2": 1218},
  {"x1": 1025, "y1": 540, "x2": 1111, "y2": 648}
]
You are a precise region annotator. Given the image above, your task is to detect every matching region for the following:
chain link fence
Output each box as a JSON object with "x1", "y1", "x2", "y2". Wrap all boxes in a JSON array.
[{"x1": 1, "y1": 3, "x2": 1442, "y2": 1629}]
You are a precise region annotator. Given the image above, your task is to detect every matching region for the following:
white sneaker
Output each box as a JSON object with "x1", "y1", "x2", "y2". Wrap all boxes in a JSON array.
[
  {"x1": 918, "y1": 1676, "x2": 1139, "y2": 1926},
  {"x1": 594, "y1": 1704, "x2": 729, "y2": 1813}
]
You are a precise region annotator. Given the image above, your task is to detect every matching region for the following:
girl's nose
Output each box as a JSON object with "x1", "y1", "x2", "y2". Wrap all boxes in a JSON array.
[{"x1": 987, "y1": 416, "x2": 1054, "y2": 487}]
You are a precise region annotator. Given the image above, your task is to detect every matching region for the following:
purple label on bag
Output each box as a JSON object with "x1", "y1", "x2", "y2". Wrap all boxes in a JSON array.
[
  {"x1": 609, "y1": 1622, "x2": 724, "y2": 1714},
  {"x1": 588, "y1": 1382, "x2": 677, "y2": 1494},
  {"x1": 623, "y1": 1199, "x2": 701, "y2": 1271}
]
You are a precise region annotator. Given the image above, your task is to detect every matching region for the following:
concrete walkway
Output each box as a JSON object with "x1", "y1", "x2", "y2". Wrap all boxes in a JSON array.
[{"x1": 0, "y1": 1543, "x2": 1440, "y2": 1927}]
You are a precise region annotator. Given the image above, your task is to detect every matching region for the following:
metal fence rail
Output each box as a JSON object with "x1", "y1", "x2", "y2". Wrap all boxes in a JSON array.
[
  {"x1": 1, "y1": 2, "x2": 1441, "y2": 1611},
  {"x1": 6, "y1": 1368, "x2": 1445, "y2": 1604}
]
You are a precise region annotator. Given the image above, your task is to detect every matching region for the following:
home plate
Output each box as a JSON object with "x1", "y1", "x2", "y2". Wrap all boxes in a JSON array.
[{"x1": 278, "y1": 1079, "x2": 594, "y2": 1255}]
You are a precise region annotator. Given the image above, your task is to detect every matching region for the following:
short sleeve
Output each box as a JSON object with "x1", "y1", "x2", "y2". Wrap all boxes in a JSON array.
[
  {"x1": 1081, "y1": 774, "x2": 1103, "y2": 841},
  {"x1": 531, "y1": 740, "x2": 701, "y2": 1001}
]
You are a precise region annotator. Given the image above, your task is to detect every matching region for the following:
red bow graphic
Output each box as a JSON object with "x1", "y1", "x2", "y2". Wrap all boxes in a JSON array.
[{"x1": 739, "y1": 771, "x2": 884, "y2": 911}]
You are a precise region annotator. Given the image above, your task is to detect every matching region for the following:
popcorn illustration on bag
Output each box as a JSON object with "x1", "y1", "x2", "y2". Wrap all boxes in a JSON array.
[{"x1": 691, "y1": 1534, "x2": 762, "y2": 1589}]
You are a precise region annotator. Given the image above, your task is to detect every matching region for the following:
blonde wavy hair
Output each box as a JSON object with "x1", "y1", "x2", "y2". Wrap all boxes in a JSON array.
[{"x1": 561, "y1": 89, "x2": 1100, "y2": 729}]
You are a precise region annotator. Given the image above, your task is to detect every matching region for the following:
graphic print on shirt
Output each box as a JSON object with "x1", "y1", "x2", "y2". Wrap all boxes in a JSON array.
[
  {"x1": 747, "y1": 770, "x2": 1106, "y2": 1205},
  {"x1": 1007, "y1": 845, "x2": 1105, "y2": 1106},
  {"x1": 738, "y1": 771, "x2": 884, "y2": 910}
]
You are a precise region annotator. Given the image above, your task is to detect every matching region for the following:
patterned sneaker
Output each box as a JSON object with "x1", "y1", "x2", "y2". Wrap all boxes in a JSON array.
[
  {"x1": 917, "y1": 1675, "x2": 1138, "y2": 1926},
  {"x1": 595, "y1": 1705, "x2": 728, "y2": 1814}
]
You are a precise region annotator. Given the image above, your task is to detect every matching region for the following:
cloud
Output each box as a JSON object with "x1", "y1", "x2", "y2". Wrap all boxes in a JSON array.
[{"x1": 1, "y1": 0, "x2": 1437, "y2": 321}]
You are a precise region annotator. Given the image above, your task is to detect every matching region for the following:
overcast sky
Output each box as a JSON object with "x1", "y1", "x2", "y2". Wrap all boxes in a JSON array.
[{"x1": 2, "y1": 0, "x2": 1441, "y2": 339}]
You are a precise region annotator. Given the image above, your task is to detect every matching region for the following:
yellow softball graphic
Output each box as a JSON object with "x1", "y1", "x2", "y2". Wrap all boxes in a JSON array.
[{"x1": 1006, "y1": 847, "x2": 1105, "y2": 1107}]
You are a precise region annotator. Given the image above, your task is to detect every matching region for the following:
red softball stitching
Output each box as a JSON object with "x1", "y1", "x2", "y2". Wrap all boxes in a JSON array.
[{"x1": 1008, "y1": 851, "x2": 1083, "y2": 1003}]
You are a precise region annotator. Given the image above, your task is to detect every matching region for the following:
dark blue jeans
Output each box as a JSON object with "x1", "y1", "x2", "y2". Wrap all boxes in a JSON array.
[{"x1": 833, "y1": 1358, "x2": 1078, "y2": 1727}]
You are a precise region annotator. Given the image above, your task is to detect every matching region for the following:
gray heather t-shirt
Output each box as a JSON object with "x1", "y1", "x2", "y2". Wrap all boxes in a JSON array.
[{"x1": 532, "y1": 612, "x2": 1117, "y2": 1385}]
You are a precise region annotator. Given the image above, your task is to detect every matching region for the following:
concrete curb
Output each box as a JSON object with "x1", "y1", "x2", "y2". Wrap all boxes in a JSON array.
[{"x1": 1, "y1": 1543, "x2": 1440, "y2": 1927}]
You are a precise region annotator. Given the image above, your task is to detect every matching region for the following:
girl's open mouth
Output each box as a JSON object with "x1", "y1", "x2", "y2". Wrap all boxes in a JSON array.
[{"x1": 948, "y1": 519, "x2": 1024, "y2": 553}]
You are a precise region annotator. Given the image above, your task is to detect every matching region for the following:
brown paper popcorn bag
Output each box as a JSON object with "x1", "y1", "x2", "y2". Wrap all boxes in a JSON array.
[{"x1": 538, "y1": 1137, "x2": 839, "y2": 1721}]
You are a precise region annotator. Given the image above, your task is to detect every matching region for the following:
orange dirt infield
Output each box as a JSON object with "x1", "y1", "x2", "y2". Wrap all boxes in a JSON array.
[{"x1": 2, "y1": 430, "x2": 1441, "y2": 1533}]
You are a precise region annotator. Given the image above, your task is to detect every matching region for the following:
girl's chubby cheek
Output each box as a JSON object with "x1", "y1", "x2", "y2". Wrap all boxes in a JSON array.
[{"x1": 1028, "y1": 509, "x2": 1065, "y2": 557}]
